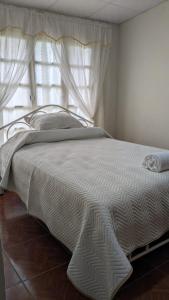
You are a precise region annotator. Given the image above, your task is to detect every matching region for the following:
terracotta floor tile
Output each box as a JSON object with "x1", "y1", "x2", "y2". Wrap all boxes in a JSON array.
[
  {"x1": 25, "y1": 265, "x2": 89, "y2": 300},
  {"x1": 5, "y1": 234, "x2": 70, "y2": 281},
  {"x1": 1, "y1": 214, "x2": 47, "y2": 248},
  {"x1": 3, "y1": 253, "x2": 21, "y2": 289},
  {"x1": 6, "y1": 283, "x2": 33, "y2": 300},
  {"x1": 0, "y1": 192, "x2": 26, "y2": 223}
]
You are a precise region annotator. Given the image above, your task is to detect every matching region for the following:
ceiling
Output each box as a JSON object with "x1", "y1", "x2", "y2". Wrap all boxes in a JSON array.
[{"x1": 0, "y1": 0, "x2": 166, "y2": 24}]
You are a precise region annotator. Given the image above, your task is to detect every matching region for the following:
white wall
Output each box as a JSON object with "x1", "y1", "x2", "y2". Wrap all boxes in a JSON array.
[
  {"x1": 117, "y1": 0, "x2": 169, "y2": 149},
  {"x1": 103, "y1": 25, "x2": 119, "y2": 136}
]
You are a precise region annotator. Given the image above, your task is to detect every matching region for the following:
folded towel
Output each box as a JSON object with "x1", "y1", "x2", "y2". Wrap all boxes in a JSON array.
[{"x1": 143, "y1": 152, "x2": 169, "y2": 172}]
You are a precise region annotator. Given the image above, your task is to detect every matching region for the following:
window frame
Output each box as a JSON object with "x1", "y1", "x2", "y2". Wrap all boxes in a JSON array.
[{"x1": 1, "y1": 39, "x2": 93, "y2": 126}]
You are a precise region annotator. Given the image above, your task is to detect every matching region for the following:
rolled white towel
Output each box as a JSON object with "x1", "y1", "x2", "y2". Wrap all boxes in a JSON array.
[{"x1": 143, "y1": 152, "x2": 169, "y2": 172}]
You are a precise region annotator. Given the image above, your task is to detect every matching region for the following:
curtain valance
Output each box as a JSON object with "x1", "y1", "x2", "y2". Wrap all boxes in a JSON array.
[{"x1": 0, "y1": 3, "x2": 113, "y2": 46}]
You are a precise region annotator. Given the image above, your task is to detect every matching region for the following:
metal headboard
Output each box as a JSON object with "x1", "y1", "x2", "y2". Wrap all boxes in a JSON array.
[{"x1": 0, "y1": 105, "x2": 93, "y2": 140}]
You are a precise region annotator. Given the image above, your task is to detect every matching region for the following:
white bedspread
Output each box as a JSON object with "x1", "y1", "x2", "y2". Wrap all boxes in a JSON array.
[{"x1": 1, "y1": 127, "x2": 169, "y2": 300}]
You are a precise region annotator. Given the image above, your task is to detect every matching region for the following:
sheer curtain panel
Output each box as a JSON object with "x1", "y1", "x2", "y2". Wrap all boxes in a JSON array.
[
  {"x1": 51, "y1": 39, "x2": 111, "y2": 122},
  {"x1": 0, "y1": 28, "x2": 33, "y2": 110}
]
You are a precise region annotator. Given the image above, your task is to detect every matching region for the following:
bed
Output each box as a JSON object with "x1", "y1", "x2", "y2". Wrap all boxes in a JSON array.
[{"x1": 1, "y1": 105, "x2": 169, "y2": 300}]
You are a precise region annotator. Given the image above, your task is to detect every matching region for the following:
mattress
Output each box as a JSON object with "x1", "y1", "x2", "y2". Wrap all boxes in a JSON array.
[{"x1": 1, "y1": 127, "x2": 169, "y2": 300}]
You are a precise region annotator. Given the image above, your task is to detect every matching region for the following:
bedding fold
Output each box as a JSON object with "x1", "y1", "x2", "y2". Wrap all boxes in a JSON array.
[{"x1": 143, "y1": 152, "x2": 169, "y2": 172}]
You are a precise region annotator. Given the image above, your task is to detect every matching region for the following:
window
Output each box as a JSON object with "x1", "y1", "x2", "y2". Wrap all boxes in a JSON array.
[
  {"x1": 1, "y1": 38, "x2": 93, "y2": 129},
  {"x1": 34, "y1": 40, "x2": 63, "y2": 107}
]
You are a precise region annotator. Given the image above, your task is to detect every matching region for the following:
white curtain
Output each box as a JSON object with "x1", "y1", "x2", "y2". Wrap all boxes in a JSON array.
[
  {"x1": 0, "y1": 28, "x2": 33, "y2": 110},
  {"x1": 51, "y1": 40, "x2": 110, "y2": 123},
  {"x1": 34, "y1": 38, "x2": 63, "y2": 107},
  {"x1": 0, "y1": 3, "x2": 113, "y2": 127}
]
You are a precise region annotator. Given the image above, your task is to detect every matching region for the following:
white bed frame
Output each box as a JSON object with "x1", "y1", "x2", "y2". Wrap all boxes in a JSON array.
[
  {"x1": 0, "y1": 104, "x2": 93, "y2": 140},
  {"x1": 0, "y1": 104, "x2": 169, "y2": 263}
]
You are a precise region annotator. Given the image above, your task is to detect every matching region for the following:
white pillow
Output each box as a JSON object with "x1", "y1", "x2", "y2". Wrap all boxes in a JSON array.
[{"x1": 29, "y1": 112, "x2": 83, "y2": 130}]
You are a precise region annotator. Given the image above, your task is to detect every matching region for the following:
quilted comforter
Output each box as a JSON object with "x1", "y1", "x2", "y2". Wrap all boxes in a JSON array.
[{"x1": 1, "y1": 127, "x2": 169, "y2": 300}]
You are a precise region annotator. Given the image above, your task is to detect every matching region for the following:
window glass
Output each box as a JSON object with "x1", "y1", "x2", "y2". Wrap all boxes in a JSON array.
[
  {"x1": 35, "y1": 65, "x2": 61, "y2": 86},
  {"x1": 6, "y1": 87, "x2": 31, "y2": 108},
  {"x1": 36, "y1": 87, "x2": 62, "y2": 106},
  {"x1": 1, "y1": 37, "x2": 93, "y2": 132},
  {"x1": 68, "y1": 45, "x2": 92, "y2": 66},
  {"x1": 70, "y1": 67, "x2": 90, "y2": 87},
  {"x1": 35, "y1": 40, "x2": 61, "y2": 64}
]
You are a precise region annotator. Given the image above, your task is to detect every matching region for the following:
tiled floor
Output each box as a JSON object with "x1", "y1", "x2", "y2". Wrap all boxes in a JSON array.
[{"x1": 1, "y1": 192, "x2": 169, "y2": 299}]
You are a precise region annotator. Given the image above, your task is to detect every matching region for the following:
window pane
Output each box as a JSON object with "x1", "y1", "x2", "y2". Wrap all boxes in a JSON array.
[
  {"x1": 0, "y1": 35, "x2": 28, "y2": 61},
  {"x1": 36, "y1": 87, "x2": 62, "y2": 106},
  {"x1": 68, "y1": 46, "x2": 92, "y2": 66},
  {"x1": 35, "y1": 65, "x2": 61, "y2": 85},
  {"x1": 3, "y1": 107, "x2": 32, "y2": 125},
  {"x1": 78, "y1": 88, "x2": 90, "y2": 100},
  {"x1": 21, "y1": 69, "x2": 30, "y2": 85},
  {"x1": 68, "y1": 91, "x2": 90, "y2": 119},
  {"x1": 2, "y1": 106, "x2": 32, "y2": 143},
  {"x1": 35, "y1": 41, "x2": 53, "y2": 62},
  {"x1": 0, "y1": 63, "x2": 10, "y2": 82},
  {"x1": 68, "y1": 88, "x2": 90, "y2": 106},
  {"x1": 6, "y1": 87, "x2": 31, "y2": 108},
  {"x1": 35, "y1": 41, "x2": 61, "y2": 64},
  {"x1": 0, "y1": 62, "x2": 29, "y2": 84},
  {"x1": 71, "y1": 67, "x2": 90, "y2": 86},
  {"x1": 84, "y1": 48, "x2": 92, "y2": 66}
]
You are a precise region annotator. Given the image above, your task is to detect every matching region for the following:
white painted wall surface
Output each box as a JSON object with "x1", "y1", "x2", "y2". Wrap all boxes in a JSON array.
[{"x1": 117, "y1": 0, "x2": 169, "y2": 149}]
